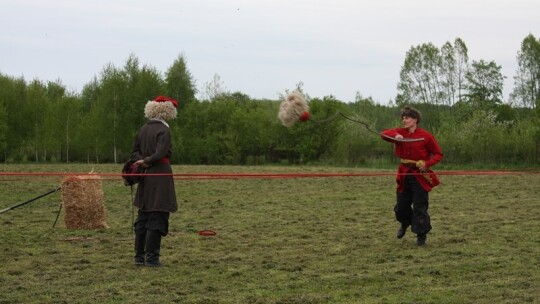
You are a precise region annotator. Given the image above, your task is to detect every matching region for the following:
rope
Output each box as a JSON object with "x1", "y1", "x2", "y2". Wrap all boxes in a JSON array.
[
  {"x1": 308, "y1": 110, "x2": 424, "y2": 142},
  {"x1": 0, "y1": 170, "x2": 538, "y2": 181},
  {"x1": 308, "y1": 111, "x2": 342, "y2": 124},
  {"x1": 308, "y1": 110, "x2": 379, "y2": 135},
  {"x1": 52, "y1": 203, "x2": 63, "y2": 228},
  {"x1": 0, "y1": 187, "x2": 61, "y2": 214},
  {"x1": 338, "y1": 112, "x2": 381, "y2": 136}
]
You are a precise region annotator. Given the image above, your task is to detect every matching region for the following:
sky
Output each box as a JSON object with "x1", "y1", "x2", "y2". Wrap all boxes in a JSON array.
[{"x1": 1, "y1": 0, "x2": 539, "y2": 104}]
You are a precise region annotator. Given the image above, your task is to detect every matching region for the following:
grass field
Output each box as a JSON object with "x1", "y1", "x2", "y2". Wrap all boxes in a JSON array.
[{"x1": 1, "y1": 164, "x2": 539, "y2": 304}]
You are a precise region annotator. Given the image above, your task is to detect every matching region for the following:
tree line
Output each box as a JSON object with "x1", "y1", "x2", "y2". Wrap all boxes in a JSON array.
[{"x1": 0, "y1": 34, "x2": 538, "y2": 166}]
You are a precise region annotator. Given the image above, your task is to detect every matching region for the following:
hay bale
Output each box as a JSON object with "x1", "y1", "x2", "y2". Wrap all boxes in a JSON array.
[{"x1": 61, "y1": 175, "x2": 108, "y2": 229}]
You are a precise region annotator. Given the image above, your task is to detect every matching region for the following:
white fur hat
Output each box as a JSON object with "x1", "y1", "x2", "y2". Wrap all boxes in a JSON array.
[{"x1": 144, "y1": 96, "x2": 178, "y2": 121}]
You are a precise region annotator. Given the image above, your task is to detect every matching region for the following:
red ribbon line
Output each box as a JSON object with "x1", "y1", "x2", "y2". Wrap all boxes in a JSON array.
[{"x1": 0, "y1": 170, "x2": 538, "y2": 182}]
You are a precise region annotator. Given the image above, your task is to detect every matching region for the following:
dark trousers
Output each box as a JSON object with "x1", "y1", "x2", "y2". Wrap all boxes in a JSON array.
[
  {"x1": 133, "y1": 210, "x2": 169, "y2": 265},
  {"x1": 395, "y1": 175, "x2": 432, "y2": 235},
  {"x1": 133, "y1": 210, "x2": 170, "y2": 236}
]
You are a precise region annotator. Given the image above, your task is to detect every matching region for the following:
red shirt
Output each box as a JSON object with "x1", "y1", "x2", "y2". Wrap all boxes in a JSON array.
[{"x1": 381, "y1": 127, "x2": 443, "y2": 192}]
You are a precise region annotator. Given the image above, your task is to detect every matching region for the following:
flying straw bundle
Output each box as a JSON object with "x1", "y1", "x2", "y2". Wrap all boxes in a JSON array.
[
  {"x1": 278, "y1": 91, "x2": 310, "y2": 127},
  {"x1": 61, "y1": 174, "x2": 108, "y2": 229}
]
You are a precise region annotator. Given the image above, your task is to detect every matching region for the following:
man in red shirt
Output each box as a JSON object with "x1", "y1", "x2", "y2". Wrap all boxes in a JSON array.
[{"x1": 381, "y1": 106, "x2": 443, "y2": 246}]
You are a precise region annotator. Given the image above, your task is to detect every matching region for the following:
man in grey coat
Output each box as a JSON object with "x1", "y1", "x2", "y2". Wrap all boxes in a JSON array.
[{"x1": 131, "y1": 96, "x2": 178, "y2": 267}]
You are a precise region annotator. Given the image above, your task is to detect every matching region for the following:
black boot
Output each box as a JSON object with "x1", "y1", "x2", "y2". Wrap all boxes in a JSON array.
[
  {"x1": 134, "y1": 232, "x2": 146, "y2": 266},
  {"x1": 145, "y1": 230, "x2": 162, "y2": 267},
  {"x1": 396, "y1": 224, "x2": 409, "y2": 239},
  {"x1": 416, "y1": 233, "x2": 427, "y2": 246}
]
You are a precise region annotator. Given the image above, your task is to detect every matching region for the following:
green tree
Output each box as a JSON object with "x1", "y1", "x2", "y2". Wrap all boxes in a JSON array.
[
  {"x1": 59, "y1": 95, "x2": 83, "y2": 162},
  {"x1": 464, "y1": 60, "x2": 505, "y2": 108},
  {"x1": 342, "y1": 98, "x2": 401, "y2": 165},
  {"x1": 94, "y1": 62, "x2": 125, "y2": 163},
  {"x1": 0, "y1": 101, "x2": 7, "y2": 158},
  {"x1": 507, "y1": 117, "x2": 539, "y2": 162},
  {"x1": 457, "y1": 110, "x2": 509, "y2": 163},
  {"x1": 0, "y1": 74, "x2": 24, "y2": 161},
  {"x1": 200, "y1": 73, "x2": 228, "y2": 101},
  {"x1": 510, "y1": 33, "x2": 540, "y2": 109},
  {"x1": 397, "y1": 43, "x2": 445, "y2": 105},
  {"x1": 79, "y1": 54, "x2": 164, "y2": 163},
  {"x1": 42, "y1": 80, "x2": 67, "y2": 161},
  {"x1": 226, "y1": 96, "x2": 275, "y2": 164},
  {"x1": 441, "y1": 38, "x2": 469, "y2": 105},
  {"x1": 165, "y1": 54, "x2": 197, "y2": 107},
  {"x1": 397, "y1": 38, "x2": 469, "y2": 107},
  {"x1": 273, "y1": 96, "x2": 344, "y2": 164},
  {"x1": 116, "y1": 55, "x2": 164, "y2": 161},
  {"x1": 25, "y1": 79, "x2": 49, "y2": 162}
]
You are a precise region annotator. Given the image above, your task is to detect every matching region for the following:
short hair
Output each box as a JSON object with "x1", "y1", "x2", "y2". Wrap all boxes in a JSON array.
[{"x1": 400, "y1": 106, "x2": 422, "y2": 124}]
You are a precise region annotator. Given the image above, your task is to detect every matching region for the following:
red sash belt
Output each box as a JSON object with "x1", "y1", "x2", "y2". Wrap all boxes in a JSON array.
[{"x1": 159, "y1": 156, "x2": 170, "y2": 164}]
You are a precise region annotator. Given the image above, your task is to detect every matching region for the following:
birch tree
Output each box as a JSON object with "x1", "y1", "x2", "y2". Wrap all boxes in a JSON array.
[{"x1": 510, "y1": 33, "x2": 540, "y2": 109}]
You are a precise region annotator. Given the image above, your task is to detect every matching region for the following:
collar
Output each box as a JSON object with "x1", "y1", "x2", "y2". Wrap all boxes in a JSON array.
[
  {"x1": 407, "y1": 126, "x2": 417, "y2": 134},
  {"x1": 151, "y1": 118, "x2": 169, "y2": 128}
]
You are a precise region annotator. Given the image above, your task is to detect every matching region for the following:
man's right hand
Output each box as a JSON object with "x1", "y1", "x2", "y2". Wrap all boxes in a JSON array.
[{"x1": 135, "y1": 159, "x2": 150, "y2": 168}]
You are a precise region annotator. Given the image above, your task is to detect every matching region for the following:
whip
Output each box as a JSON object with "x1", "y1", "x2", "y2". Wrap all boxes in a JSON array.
[
  {"x1": 278, "y1": 92, "x2": 423, "y2": 143},
  {"x1": 0, "y1": 187, "x2": 61, "y2": 214}
]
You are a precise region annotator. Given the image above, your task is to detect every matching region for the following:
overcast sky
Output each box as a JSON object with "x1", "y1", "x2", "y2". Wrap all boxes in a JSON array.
[{"x1": 1, "y1": 0, "x2": 538, "y2": 103}]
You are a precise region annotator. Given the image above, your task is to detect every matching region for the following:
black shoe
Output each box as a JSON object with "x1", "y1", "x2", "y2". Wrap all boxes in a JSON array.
[
  {"x1": 134, "y1": 256, "x2": 145, "y2": 266},
  {"x1": 416, "y1": 234, "x2": 427, "y2": 246},
  {"x1": 396, "y1": 225, "x2": 408, "y2": 239},
  {"x1": 145, "y1": 259, "x2": 161, "y2": 267}
]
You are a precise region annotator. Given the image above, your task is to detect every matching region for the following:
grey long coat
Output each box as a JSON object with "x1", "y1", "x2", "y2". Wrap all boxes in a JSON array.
[{"x1": 131, "y1": 120, "x2": 178, "y2": 212}]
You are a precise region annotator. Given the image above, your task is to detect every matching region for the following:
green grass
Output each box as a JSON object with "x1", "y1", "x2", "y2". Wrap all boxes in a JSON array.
[{"x1": 1, "y1": 164, "x2": 539, "y2": 303}]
